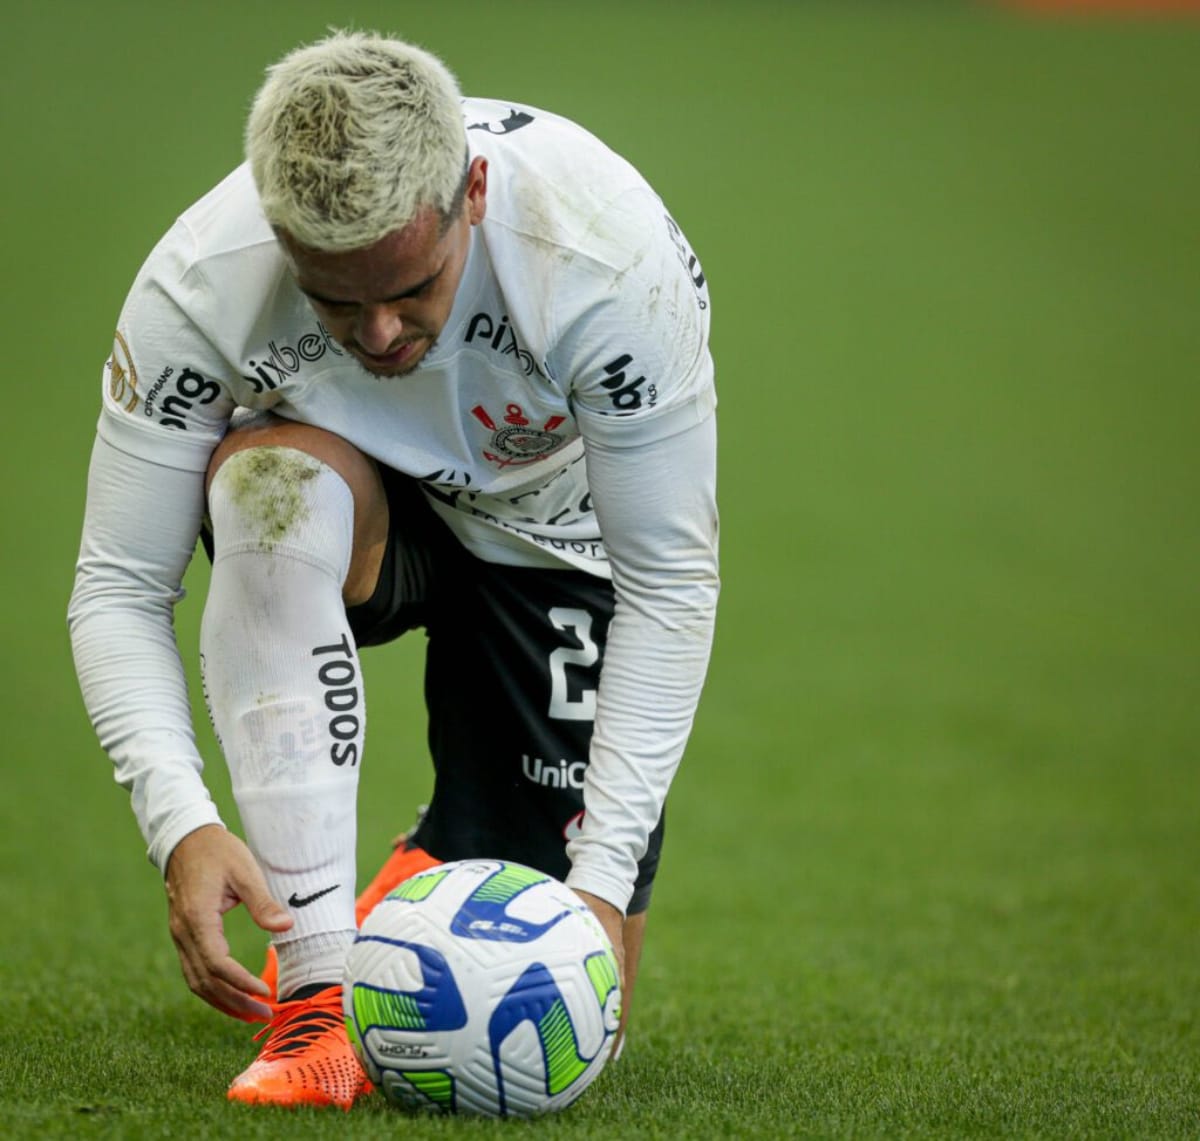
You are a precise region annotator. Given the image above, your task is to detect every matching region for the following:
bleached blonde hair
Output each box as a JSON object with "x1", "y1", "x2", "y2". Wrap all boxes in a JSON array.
[{"x1": 246, "y1": 30, "x2": 468, "y2": 251}]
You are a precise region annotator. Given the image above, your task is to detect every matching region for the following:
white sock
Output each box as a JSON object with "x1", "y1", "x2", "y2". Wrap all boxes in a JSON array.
[{"x1": 200, "y1": 447, "x2": 364, "y2": 996}]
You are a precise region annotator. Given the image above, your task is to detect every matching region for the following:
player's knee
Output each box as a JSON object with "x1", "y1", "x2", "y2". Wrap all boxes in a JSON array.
[
  {"x1": 207, "y1": 414, "x2": 376, "y2": 505},
  {"x1": 207, "y1": 447, "x2": 356, "y2": 588},
  {"x1": 206, "y1": 415, "x2": 388, "y2": 602}
]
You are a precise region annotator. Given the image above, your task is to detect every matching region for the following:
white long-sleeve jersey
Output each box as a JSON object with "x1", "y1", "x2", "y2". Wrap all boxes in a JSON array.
[{"x1": 68, "y1": 98, "x2": 718, "y2": 913}]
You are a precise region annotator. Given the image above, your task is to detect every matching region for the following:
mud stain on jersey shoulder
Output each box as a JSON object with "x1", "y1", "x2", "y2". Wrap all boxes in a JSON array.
[{"x1": 223, "y1": 447, "x2": 321, "y2": 552}]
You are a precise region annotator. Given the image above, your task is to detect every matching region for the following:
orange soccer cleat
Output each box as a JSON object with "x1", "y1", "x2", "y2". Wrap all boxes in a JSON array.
[{"x1": 227, "y1": 983, "x2": 372, "y2": 1109}]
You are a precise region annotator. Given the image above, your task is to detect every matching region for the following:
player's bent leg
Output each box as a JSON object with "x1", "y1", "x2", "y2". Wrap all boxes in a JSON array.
[
  {"x1": 205, "y1": 442, "x2": 363, "y2": 993},
  {"x1": 204, "y1": 417, "x2": 390, "y2": 1108}
]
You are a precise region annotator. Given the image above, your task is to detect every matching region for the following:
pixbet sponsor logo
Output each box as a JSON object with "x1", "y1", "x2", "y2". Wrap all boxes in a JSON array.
[
  {"x1": 243, "y1": 324, "x2": 343, "y2": 394},
  {"x1": 464, "y1": 312, "x2": 547, "y2": 378}
]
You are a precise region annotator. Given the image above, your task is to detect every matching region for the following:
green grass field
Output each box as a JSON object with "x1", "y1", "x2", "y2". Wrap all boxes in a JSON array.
[{"x1": 2, "y1": 1, "x2": 1198, "y2": 1136}]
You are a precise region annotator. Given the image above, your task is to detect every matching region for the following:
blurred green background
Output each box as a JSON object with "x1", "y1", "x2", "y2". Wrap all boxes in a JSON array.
[{"x1": 2, "y1": 1, "x2": 1198, "y2": 1135}]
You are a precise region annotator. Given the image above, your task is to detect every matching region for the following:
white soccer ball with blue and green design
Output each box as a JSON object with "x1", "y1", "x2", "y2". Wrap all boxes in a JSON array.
[{"x1": 343, "y1": 858, "x2": 622, "y2": 1117}]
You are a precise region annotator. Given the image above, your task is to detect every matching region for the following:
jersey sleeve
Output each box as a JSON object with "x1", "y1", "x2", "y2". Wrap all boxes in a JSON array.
[
  {"x1": 98, "y1": 217, "x2": 236, "y2": 472},
  {"x1": 554, "y1": 195, "x2": 720, "y2": 911},
  {"x1": 550, "y1": 189, "x2": 716, "y2": 449}
]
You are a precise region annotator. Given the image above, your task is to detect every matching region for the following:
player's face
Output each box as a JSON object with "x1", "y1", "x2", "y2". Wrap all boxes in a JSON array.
[{"x1": 280, "y1": 158, "x2": 488, "y2": 378}]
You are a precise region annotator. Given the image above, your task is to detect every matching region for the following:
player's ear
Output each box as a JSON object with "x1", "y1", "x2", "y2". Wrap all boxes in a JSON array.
[{"x1": 466, "y1": 157, "x2": 488, "y2": 225}]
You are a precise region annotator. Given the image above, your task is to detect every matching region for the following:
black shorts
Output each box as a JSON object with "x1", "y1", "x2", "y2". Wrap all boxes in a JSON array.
[{"x1": 347, "y1": 469, "x2": 663, "y2": 915}]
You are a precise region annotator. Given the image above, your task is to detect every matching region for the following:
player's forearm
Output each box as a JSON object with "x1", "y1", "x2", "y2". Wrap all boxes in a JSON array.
[
  {"x1": 566, "y1": 604, "x2": 715, "y2": 909},
  {"x1": 69, "y1": 598, "x2": 224, "y2": 872},
  {"x1": 68, "y1": 434, "x2": 222, "y2": 872},
  {"x1": 566, "y1": 415, "x2": 719, "y2": 909}
]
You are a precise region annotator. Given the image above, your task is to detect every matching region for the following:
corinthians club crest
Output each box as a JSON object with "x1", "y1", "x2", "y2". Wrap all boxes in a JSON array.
[{"x1": 472, "y1": 403, "x2": 567, "y2": 468}]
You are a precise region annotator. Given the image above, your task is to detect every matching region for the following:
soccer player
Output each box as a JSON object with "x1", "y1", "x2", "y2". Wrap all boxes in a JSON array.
[{"x1": 68, "y1": 31, "x2": 718, "y2": 1109}]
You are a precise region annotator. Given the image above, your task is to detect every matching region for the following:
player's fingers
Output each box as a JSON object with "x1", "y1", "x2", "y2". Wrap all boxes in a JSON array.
[
  {"x1": 230, "y1": 868, "x2": 293, "y2": 936},
  {"x1": 190, "y1": 970, "x2": 272, "y2": 1022},
  {"x1": 205, "y1": 947, "x2": 273, "y2": 1000},
  {"x1": 570, "y1": 890, "x2": 625, "y2": 982},
  {"x1": 185, "y1": 925, "x2": 273, "y2": 1019},
  {"x1": 168, "y1": 905, "x2": 208, "y2": 992},
  {"x1": 200, "y1": 965, "x2": 275, "y2": 1023},
  {"x1": 169, "y1": 918, "x2": 266, "y2": 1020},
  {"x1": 173, "y1": 935, "x2": 204, "y2": 997},
  {"x1": 174, "y1": 890, "x2": 268, "y2": 1002}
]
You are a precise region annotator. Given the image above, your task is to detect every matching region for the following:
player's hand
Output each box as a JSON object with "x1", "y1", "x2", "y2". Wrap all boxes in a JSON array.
[
  {"x1": 573, "y1": 890, "x2": 626, "y2": 992},
  {"x1": 164, "y1": 824, "x2": 293, "y2": 1022}
]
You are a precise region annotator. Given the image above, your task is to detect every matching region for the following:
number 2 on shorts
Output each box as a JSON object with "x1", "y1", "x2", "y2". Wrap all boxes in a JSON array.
[{"x1": 547, "y1": 607, "x2": 598, "y2": 721}]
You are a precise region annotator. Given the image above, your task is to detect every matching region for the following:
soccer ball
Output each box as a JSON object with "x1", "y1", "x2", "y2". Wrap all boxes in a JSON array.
[{"x1": 343, "y1": 858, "x2": 622, "y2": 1117}]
